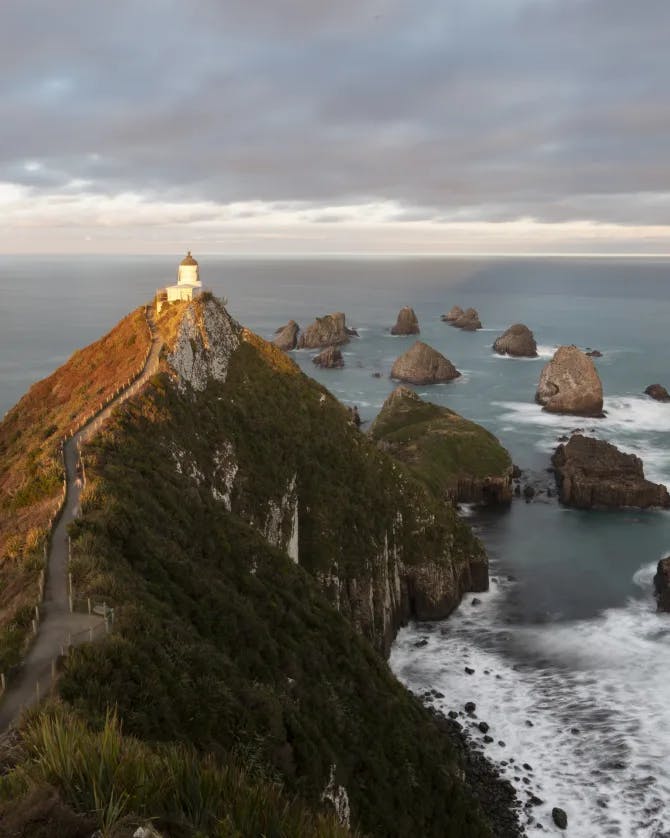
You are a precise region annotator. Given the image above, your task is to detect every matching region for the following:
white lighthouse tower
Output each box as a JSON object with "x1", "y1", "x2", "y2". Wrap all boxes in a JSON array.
[{"x1": 157, "y1": 251, "x2": 203, "y2": 311}]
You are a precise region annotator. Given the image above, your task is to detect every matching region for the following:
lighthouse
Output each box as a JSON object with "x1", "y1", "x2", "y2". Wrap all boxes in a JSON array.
[{"x1": 157, "y1": 251, "x2": 203, "y2": 311}]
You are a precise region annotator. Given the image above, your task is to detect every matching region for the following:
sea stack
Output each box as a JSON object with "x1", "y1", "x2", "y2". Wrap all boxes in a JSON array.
[
  {"x1": 297, "y1": 312, "x2": 353, "y2": 349},
  {"x1": 390, "y1": 306, "x2": 420, "y2": 335},
  {"x1": 272, "y1": 320, "x2": 300, "y2": 351},
  {"x1": 493, "y1": 324, "x2": 538, "y2": 358},
  {"x1": 552, "y1": 434, "x2": 670, "y2": 509},
  {"x1": 645, "y1": 384, "x2": 670, "y2": 402},
  {"x1": 654, "y1": 557, "x2": 670, "y2": 611},
  {"x1": 441, "y1": 306, "x2": 464, "y2": 322},
  {"x1": 450, "y1": 308, "x2": 482, "y2": 331},
  {"x1": 313, "y1": 345, "x2": 344, "y2": 369},
  {"x1": 391, "y1": 341, "x2": 461, "y2": 385},
  {"x1": 536, "y1": 345, "x2": 604, "y2": 417}
]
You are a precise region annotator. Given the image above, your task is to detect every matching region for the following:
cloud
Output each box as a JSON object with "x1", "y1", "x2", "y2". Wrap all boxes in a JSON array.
[{"x1": 1, "y1": 0, "x2": 669, "y2": 252}]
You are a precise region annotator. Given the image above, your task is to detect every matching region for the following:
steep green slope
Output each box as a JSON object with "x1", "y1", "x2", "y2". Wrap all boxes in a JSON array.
[
  {"x1": 0, "y1": 296, "x2": 496, "y2": 836},
  {"x1": 370, "y1": 387, "x2": 513, "y2": 504}
]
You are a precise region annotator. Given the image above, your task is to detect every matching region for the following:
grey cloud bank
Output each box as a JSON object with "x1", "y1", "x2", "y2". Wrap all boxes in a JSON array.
[{"x1": 1, "y1": 0, "x2": 669, "y2": 252}]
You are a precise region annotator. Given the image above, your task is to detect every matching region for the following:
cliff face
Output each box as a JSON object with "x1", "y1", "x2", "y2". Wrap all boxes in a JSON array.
[
  {"x1": 160, "y1": 298, "x2": 487, "y2": 656},
  {"x1": 56, "y1": 295, "x2": 492, "y2": 836}
]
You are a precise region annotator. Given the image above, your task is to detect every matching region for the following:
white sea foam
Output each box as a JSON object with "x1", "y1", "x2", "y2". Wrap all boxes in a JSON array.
[{"x1": 390, "y1": 563, "x2": 670, "y2": 837}]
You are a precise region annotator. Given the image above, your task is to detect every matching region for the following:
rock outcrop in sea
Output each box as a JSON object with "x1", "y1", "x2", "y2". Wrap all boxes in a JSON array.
[
  {"x1": 312, "y1": 345, "x2": 344, "y2": 368},
  {"x1": 551, "y1": 434, "x2": 670, "y2": 509},
  {"x1": 370, "y1": 386, "x2": 513, "y2": 504},
  {"x1": 390, "y1": 306, "x2": 420, "y2": 335},
  {"x1": 272, "y1": 320, "x2": 299, "y2": 351},
  {"x1": 391, "y1": 340, "x2": 461, "y2": 385},
  {"x1": 297, "y1": 312, "x2": 354, "y2": 349},
  {"x1": 654, "y1": 557, "x2": 670, "y2": 611},
  {"x1": 493, "y1": 324, "x2": 538, "y2": 358},
  {"x1": 450, "y1": 308, "x2": 482, "y2": 331},
  {"x1": 645, "y1": 383, "x2": 670, "y2": 402},
  {"x1": 441, "y1": 305, "x2": 464, "y2": 322},
  {"x1": 536, "y1": 345, "x2": 604, "y2": 416}
]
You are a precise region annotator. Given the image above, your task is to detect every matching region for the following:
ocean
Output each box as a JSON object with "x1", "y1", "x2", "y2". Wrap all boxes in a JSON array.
[{"x1": 2, "y1": 255, "x2": 669, "y2": 835}]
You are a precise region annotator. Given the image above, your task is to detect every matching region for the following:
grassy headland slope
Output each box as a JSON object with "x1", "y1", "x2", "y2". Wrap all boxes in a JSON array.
[
  {"x1": 370, "y1": 387, "x2": 513, "y2": 504},
  {"x1": 0, "y1": 308, "x2": 151, "y2": 668},
  {"x1": 1, "y1": 296, "x2": 493, "y2": 836}
]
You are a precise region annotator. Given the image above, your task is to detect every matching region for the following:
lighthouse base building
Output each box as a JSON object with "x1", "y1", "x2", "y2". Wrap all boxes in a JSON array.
[{"x1": 157, "y1": 251, "x2": 203, "y2": 312}]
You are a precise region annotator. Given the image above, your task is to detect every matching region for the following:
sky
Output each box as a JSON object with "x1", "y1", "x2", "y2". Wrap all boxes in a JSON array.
[{"x1": 1, "y1": 0, "x2": 669, "y2": 255}]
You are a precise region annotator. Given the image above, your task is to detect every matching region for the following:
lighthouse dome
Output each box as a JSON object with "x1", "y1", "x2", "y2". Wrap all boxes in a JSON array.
[{"x1": 177, "y1": 251, "x2": 200, "y2": 286}]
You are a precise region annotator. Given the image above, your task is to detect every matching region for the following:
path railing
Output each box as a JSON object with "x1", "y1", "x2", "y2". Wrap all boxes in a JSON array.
[{"x1": 0, "y1": 306, "x2": 155, "y2": 706}]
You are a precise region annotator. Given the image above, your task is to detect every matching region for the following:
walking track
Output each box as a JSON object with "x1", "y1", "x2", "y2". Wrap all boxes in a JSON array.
[{"x1": 0, "y1": 309, "x2": 163, "y2": 730}]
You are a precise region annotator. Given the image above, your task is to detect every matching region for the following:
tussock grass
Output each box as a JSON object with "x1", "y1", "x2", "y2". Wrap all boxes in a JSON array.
[{"x1": 3, "y1": 709, "x2": 350, "y2": 838}]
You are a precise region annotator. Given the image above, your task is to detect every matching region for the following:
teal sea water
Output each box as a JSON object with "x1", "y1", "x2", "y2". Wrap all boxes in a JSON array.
[{"x1": 2, "y1": 256, "x2": 669, "y2": 835}]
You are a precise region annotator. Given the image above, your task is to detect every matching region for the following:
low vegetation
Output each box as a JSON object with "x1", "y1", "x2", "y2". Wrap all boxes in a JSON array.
[{"x1": 0, "y1": 307, "x2": 151, "y2": 670}]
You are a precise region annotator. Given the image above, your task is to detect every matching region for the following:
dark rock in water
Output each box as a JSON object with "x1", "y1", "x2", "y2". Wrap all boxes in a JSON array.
[
  {"x1": 523, "y1": 485, "x2": 535, "y2": 502},
  {"x1": 450, "y1": 307, "x2": 482, "y2": 331},
  {"x1": 272, "y1": 320, "x2": 300, "y2": 351},
  {"x1": 414, "y1": 638, "x2": 428, "y2": 648},
  {"x1": 465, "y1": 666, "x2": 475, "y2": 675},
  {"x1": 512, "y1": 464, "x2": 523, "y2": 479},
  {"x1": 514, "y1": 484, "x2": 521, "y2": 497},
  {"x1": 472, "y1": 597, "x2": 482, "y2": 606},
  {"x1": 465, "y1": 701, "x2": 476, "y2": 714},
  {"x1": 557, "y1": 434, "x2": 569, "y2": 442},
  {"x1": 498, "y1": 740, "x2": 506, "y2": 747},
  {"x1": 552, "y1": 434, "x2": 670, "y2": 509},
  {"x1": 297, "y1": 312, "x2": 353, "y2": 348},
  {"x1": 523, "y1": 763, "x2": 533, "y2": 772},
  {"x1": 390, "y1": 306, "x2": 420, "y2": 335},
  {"x1": 478, "y1": 721, "x2": 490, "y2": 733},
  {"x1": 536, "y1": 345, "x2": 604, "y2": 417},
  {"x1": 525, "y1": 720, "x2": 534, "y2": 727},
  {"x1": 483, "y1": 735, "x2": 494, "y2": 744},
  {"x1": 493, "y1": 324, "x2": 538, "y2": 358},
  {"x1": 371, "y1": 371, "x2": 382, "y2": 378},
  {"x1": 645, "y1": 383, "x2": 670, "y2": 402},
  {"x1": 345, "y1": 326, "x2": 359, "y2": 337},
  {"x1": 552, "y1": 807, "x2": 568, "y2": 830},
  {"x1": 390, "y1": 341, "x2": 461, "y2": 385},
  {"x1": 448, "y1": 710, "x2": 459, "y2": 719},
  {"x1": 585, "y1": 348, "x2": 603, "y2": 357},
  {"x1": 528, "y1": 795, "x2": 544, "y2": 807},
  {"x1": 654, "y1": 557, "x2": 670, "y2": 611},
  {"x1": 570, "y1": 727, "x2": 580, "y2": 735},
  {"x1": 312, "y1": 345, "x2": 344, "y2": 369}
]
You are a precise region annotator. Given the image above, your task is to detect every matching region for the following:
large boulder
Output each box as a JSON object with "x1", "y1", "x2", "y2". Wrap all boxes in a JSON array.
[
  {"x1": 272, "y1": 320, "x2": 299, "y2": 351},
  {"x1": 390, "y1": 306, "x2": 420, "y2": 335},
  {"x1": 297, "y1": 312, "x2": 353, "y2": 349},
  {"x1": 450, "y1": 308, "x2": 482, "y2": 331},
  {"x1": 370, "y1": 387, "x2": 513, "y2": 505},
  {"x1": 654, "y1": 557, "x2": 670, "y2": 611},
  {"x1": 552, "y1": 434, "x2": 670, "y2": 509},
  {"x1": 312, "y1": 345, "x2": 344, "y2": 369},
  {"x1": 645, "y1": 383, "x2": 670, "y2": 402},
  {"x1": 441, "y1": 306, "x2": 464, "y2": 322},
  {"x1": 493, "y1": 324, "x2": 538, "y2": 358},
  {"x1": 391, "y1": 341, "x2": 461, "y2": 385},
  {"x1": 536, "y1": 345, "x2": 604, "y2": 417}
]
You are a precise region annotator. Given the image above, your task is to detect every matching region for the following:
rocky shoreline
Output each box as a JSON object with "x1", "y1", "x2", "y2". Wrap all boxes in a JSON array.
[{"x1": 427, "y1": 705, "x2": 525, "y2": 837}]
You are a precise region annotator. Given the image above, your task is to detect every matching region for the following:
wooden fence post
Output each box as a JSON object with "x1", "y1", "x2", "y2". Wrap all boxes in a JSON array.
[{"x1": 32, "y1": 619, "x2": 37, "y2": 635}]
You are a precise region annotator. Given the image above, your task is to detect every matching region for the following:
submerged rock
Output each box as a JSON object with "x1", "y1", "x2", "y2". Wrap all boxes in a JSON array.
[
  {"x1": 390, "y1": 341, "x2": 461, "y2": 385},
  {"x1": 297, "y1": 312, "x2": 353, "y2": 349},
  {"x1": 370, "y1": 386, "x2": 513, "y2": 504},
  {"x1": 536, "y1": 345, "x2": 604, "y2": 417},
  {"x1": 552, "y1": 434, "x2": 670, "y2": 509},
  {"x1": 450, "y1": 307, "x2": 482, "y2": 331},
  {"x1": 390, "y1": 306, "x2": 420, "y2": 335},
  {"x1": 654, "y1": 557, "x2": 670, "y2": 611},
  {"x1": 493, "y1": 324, "x2": 538, "y2": 358},
  {"x1": 312, "y1": 345, "x2": 344, "y2": 369},
  {"x1": 441, "y1": 305, "x2": 464, "y2": 322},
  {"x1": 272, "y1": 320, "x2": 299, "y2": 351},
  {"x1": 645, "y1": 383, "x2": 670, "y2": 402}
]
